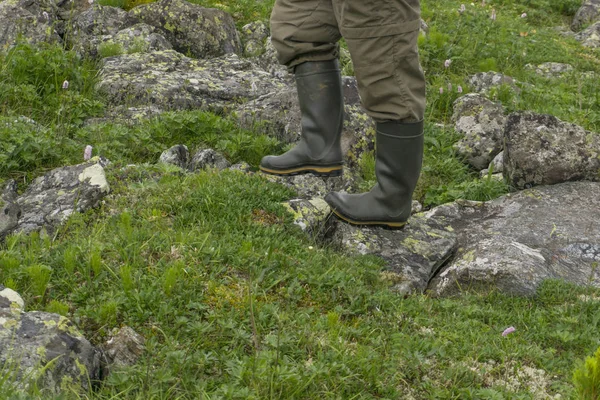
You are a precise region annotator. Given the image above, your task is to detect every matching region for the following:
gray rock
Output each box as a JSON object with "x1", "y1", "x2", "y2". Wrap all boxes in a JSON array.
[
  {"x1": 159, "y1": 145, "x2": 189, "y2": 169},
  {"x1": 229, "y1": 162, "x2": 252, "y2": 172},
  {"x1": 467, "y1": 72, "x2": 519, "y2": 94},
  {"x1": 452, "y1": 94, "x2": 507, "y2": 170},
  {"x1": 428, "y1": 182, "x2": 600, "y2": 296},
  {"x1": 189, "y1": 148, "x2": 230, "y2": 171},
  {"x1": 572, "y1": 0, "x2": 600, "y2": 32},
  {"x1": 576, "y1": 21, "x2": 600, "y2": 48},
  {"x1": 0, "y1": 290, "x2": 102, "y2": 394},
  {"x1": 264, "y1": 173, "x2": 346, "y2": 199},
  {"x1": 103, "y1": 326, "x2": 145, "y2": 368},
  {"x1": 127, "y1": 0, "x2": 241, "y2": 59},
  {"x1": 97, "y1": 50, "x2": 287, "y2": 112},
  {"x1": 330, "y1": 214, "x2": 457, "y2": 295},
  {"x1": 68, "y1": 4, "x2": 129, "y2": 57},
  {"x1": 1, "y1": 180, "x2": 21, "y2": 240},
  {"x1": 525, "y1": 62, "x2": 574, "y2": 78},
  {"x1": 420, "y1": 18, "x2": 429, "y2": 36},
  {"x1": 8, "y1": 162, "x2": 110, "y2": 236},
  {"x1": 0, "y1": 1, "x2": 61, "y2": 49},
  {"x1": 240, "y1": 21, "x2": 269, "y2": 57},
  {"x1": 254, "y1": 37, "x2": 288, "y2": 79},
  {"x1": 283, "y1": 197, "x2": 333, "y2": 239},
  {"x1": 98, "y1": 23, "x2": 172, "y2": 57},
  {"x1": 503, "y1": 112, "x2": 600, "y2": 189}
]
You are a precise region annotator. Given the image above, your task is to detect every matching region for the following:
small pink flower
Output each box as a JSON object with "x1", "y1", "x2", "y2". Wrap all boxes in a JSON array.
[
  {"x1": 502, "y1": 326, "x2": 516, "y2": 336},
  {"x1": 448, "y1": 82, "x2": 453, "y2": 91},
  {"x1": 439, "y1": 87, "x2": 444, "y2": 94},
  {"x1": 491, "y1": 9, "x2": 497, "y2": 21},
  {"x1": 457, "y1": 85, "x2": 463, "y2": 93},
  {"x1": 521, "y1": 13, "x2": 527, "y2": 18},
  {"x1": 459, "y1": 4, "x2": 466, "y2": 13},
  {"x1": 62, "y1": 80, "x2": 69, "y2": 90},
  {"x1": 444, "y1": 59, "x2": 452, "y2": 68},
  {"x1": 84, "y1": 145, "x2": 93, "y2": 161}
]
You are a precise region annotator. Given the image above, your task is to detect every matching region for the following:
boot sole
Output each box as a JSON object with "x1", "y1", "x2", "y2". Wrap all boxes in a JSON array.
[
  {"x1": 330, "y1": 209, "x2": 407, "y2": 229},
  {"x1": 260, "y1": 165, "x2": 343, "y2": 177}
]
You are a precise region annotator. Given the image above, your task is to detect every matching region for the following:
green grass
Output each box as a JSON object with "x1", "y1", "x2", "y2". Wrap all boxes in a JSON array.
[{"x1": 1, "y1": 0, "x2": 600, "y2": 398}]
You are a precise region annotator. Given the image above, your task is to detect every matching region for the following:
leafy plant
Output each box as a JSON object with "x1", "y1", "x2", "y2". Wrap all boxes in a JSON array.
[{"x1": 574, "y1": 347, "x2": 600, "y2": 400}]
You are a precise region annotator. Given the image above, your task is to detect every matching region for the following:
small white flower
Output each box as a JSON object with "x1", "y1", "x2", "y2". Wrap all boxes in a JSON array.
[
  {"x1": 84, "y1": 145, "x2": 93, "y2": 161},
  {"x1": 62, "y1": 80, "x2": 69, "y2": 90},
  {"x1": 459, "y1": 4, "x2": 466, "y2": 13},
  {"x1": 42, "y1": 11, "x2": 49, "y2": 20},
  {"x1": 521, "y1": 12, "x2": 527, "y2": 18},
  {"x1": 439, "y1": 87, "x2": 444, "y2": 94},
  {"x1": 88, "y1": 0, "x2": 94, "y2": 4},
  {"x1": 308, "y1": 246, "x2": 314, "y2": 250},
  {"x1": 444, "y1": 59, "x2": 452, "y2": 68},
  {"x1": 457, "y1": 85, "x2": 463, "y2": 93},
  {"x1": 491, "y1": 9, "x2": 497, "y2": 21}
]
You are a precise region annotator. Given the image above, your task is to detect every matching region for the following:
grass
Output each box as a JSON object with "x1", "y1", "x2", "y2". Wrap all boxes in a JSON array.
[{"x1": 1, "y1": 0, "x2": 600, "y2": 398}]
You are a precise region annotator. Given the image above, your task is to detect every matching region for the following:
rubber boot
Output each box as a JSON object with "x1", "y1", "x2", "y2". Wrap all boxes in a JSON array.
[
  {"x1": 325, "y1": 120, "x2": 424, "y2": 228},
  {"x1": 260, "y1": 60, "x2": 344, "y2": 177}
]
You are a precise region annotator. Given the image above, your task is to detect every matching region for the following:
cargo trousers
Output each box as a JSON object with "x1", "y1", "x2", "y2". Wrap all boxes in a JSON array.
[{"x1": 270, "y1": 0, "x2": 426, "y2": 122}]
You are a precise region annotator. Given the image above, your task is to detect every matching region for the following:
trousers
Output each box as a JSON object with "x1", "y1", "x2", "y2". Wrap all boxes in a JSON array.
[{"x1": 270, "y1": 0, "x2": 426, "y2": 122}]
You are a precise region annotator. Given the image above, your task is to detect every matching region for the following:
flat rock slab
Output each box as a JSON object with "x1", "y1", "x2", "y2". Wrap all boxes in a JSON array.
[
  {"x1": 428, "y1": 182, "x2": 600, "y2": 296},
  {"x1": 330, "y1": 215, "x2": 457, "y2": 295},
  {"x1": 97, "y1": 50, "x2": 287, "y2": 111}
]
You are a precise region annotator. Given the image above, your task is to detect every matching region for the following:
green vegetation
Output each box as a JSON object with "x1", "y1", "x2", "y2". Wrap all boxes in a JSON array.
[
  {"x1": 1, "y1": 0, "x2": 599, "y2": 398},
  {"x1": 574, "y1": 346, "x2": 600, "y2": 399}
]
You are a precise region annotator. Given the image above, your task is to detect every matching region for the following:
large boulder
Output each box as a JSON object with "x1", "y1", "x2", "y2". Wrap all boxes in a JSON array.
[
  {"x1": 239, "y1": 21, "x2": 270, "y2": 57},
  {"x1": 571, "y1": 0, "x2": 600, "y2": 32},
  {"x1": 503, "y1": 112, "x2": 600, "y2": 189},
  {"x1": 576, "y1": 21, "x2": 600, "y2": 48},
  {"x1": 452, "y1": 94, "x2": 507, "y2": 170},
  {"x1": 0, "y1": 1, "x2": 61, "y2": 49},
  {"x1": 467, "y1": 72, "x2": 519, "y2": 94},
  {"x1": 98, "y1": 23, "x2": 172, "y2": 57},
  {"x1": 5, "y1": 161, "x2": 110, "y2": 236},
  {"x1": 127, "y1": 0, "x2": 241, "y2": 59},
  {"x1": 97, "y1": 50, "x2": 287, "y2": 112},
  {"x1": 68, "y1": 4, "x2": 129, "y2": 57},
  {"x1": 0, "y1": 286, "x2": 102, "y2": 394},
  {"x1": 428, "y1": 182, "x2": 600, "y2": 296}
]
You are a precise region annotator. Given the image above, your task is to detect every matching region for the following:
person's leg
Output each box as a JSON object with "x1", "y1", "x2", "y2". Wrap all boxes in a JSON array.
[
  {"x1": 260, "y1": 0, "x2": 345, "y2": 177},
  {"x1": 325, "y1": 0, "x2": 426, "y2": 227}
]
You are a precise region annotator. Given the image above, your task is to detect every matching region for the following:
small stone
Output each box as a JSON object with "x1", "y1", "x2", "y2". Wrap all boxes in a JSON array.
[
  {"x1": 103, "y1": 326, "x2": 146, "y2": 367},
  {"x1": 159, "y1": 145, "x2": 189, "y2": 169},
  {"x1": 189, "y1": 148, "x2": 230, "y2": 171}
]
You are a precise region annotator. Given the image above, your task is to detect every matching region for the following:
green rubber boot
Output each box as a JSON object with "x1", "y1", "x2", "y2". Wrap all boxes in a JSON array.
[
  {"x1": 260, "y1": 60, "x2": 344, "y2": 177},
  {"x1": 325, "y1": 120, "x2": 424, "y2": 228}
]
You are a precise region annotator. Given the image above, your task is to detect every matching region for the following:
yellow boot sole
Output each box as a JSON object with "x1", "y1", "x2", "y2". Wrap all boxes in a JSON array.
[
  {"x1": 260, "y1": 164, "x2": 343, "y2": 177},
  {"x1": 330, "y1": 208, "x2": 407, "y2": 229}
]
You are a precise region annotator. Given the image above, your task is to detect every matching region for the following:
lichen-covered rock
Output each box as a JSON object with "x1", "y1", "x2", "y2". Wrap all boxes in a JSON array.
[
  {"x1": 127, "y1": 0, "x2": 241, "y2": 59},
  {"x1": 264, "y1": 173, "x2": 346, "y2": 199},
  {"x1": 1, "y1": 180, "x2": 21, "y2": 240},
  {"x1": 503, "y1": 112, "x2": 600, "y2": 189},
  {"x1": 8, "y1": 162, "x2": 110, "y2": 236},
  {"x1": 330, "y1": 215, "x2": 457, "y2": 295},
  {"x1": 525, "y1": 62, "x2": 574, "y2": 78},
  {"x1": 103, "y1": 326, "x2": 145, "y2": 368},
  {"x1": 452, "y1": 94, "x2": 507, "y2": 170},
  {"x1": 283, "y1": 197, "x2": 333, "y2": 239},
  {"x1": 576, "y1": 21, "x2": 600, "y2": 48},
  {"x1": 0, "y1": 2, "x2": 62, "y2": 49},
  {"x1": 189, "y1": 148, "x2": 230, "y2": 171},
  {"x1": 254, "y1": 37, "x2": 288, "y2": 79},
  {"x1": 98, "y1": 23, "x2": 172, "y2": 57},
  {"x1": 159, "y1": 145, "x2": 189, "y2": 169},
  {"x1": 571, "y1": 0, "x2": 600, "y2": 32},
  {"x1": 428, "y1": 182, "x2": 600, "y2": 296},
  {"x1": 97, "y1": 50, "x2": 286, "y2": 112},
  {"x1": 467, "y1": 72, "x2": 519, "y2": 94},
  {"x1": 0, "y1": 290, "x2": 102, "y2": 394},
  {"x1": 68, "y1": 4, "x2": 128, "y2": 57},
  {"x1": 240, "y1": 21, "x2": 269, "y2": 57},
  {"x1": 229, "y1": 162, "x2": 252, "y2": 172}
]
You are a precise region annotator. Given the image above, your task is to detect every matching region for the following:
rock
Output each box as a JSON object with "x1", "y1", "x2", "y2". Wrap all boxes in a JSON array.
[
  {"x1": 428, "y1": 182, "x2": 600, "y2": 296},
  {"x1": 189, "y1": 148, "x2": 230, "y2": 171},
  {"x1": 240, "y1": 21, "x2": 269, "y2": 57},
  {"x1": 0, "y1": 2, "x2": 62, "y2": 49},
  {"x1": 525, "y1": 62, "x2": 574, "y2": 78},
  {"x1": 420, "y1": 18, "x2": 429, "y2": 36},
  {"x1": 330, "y1": 214, "x2": 457, "y2": 295},
  {"x1": 467, "y1": 72, "x2": 519, "y2": 94},
  {"x1": 264, "y1": 173, "x2": 346, "y2": 199},
  {"x1": 159, "y1": 145, "x2": 189, "y2": 169},
  {"x1": 98, "y1": 23, "x2": 172, "y2": 57},
  {"x1": 503, "y1": 112, "x2": 600, "y2": 189},
  {"x1": 103, "y1": 326, "x2": 145, "y2": 368},
  {"x1": 480, "y1": 151, "x2": 504, "y2": 177},
  {"x1": 68, "y1": 5, "x2": 129, "y2": 57},
  {"x1": 254, "y1": 37, "x2": 288, "y2": 79},
  {"x1": 576, "y1": 21, "x2": 600, "y2": 48},
  {"x1": 97, "y1": 50, "x2": 287, "y2": 112},
  {"x1": 452, "y1": 94, "x2": 507, "y2": 170},
  {"x1": 8, "y1": 162, "x2": 110, "y2": 236},
  {"x1": 283, "y1": 197, "x2": 333, "y2": 239},
  {"x1": 127, "y1": 0, "x2": 241, "y2": 59},
  {"x1": 0, "y1": 290, "x2": 102, "y2": 394},
  {"x1": 229, "y1": 162, "x2": 252, "y2": 172},
  {"x1": 572, "y1": 0, "x2": 600, "y2": 32},
  {"x1": 1, "y1": 180, "x2": 21, "y2": 240}
]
